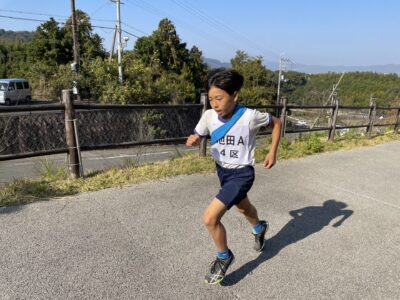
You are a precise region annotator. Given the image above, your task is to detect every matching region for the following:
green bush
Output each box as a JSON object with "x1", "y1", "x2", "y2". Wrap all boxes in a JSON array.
[{"x1": 305, "y1": 135, "x2": 324, "y2": 153}]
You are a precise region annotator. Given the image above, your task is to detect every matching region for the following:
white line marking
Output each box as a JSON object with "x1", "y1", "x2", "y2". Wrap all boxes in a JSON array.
[
  {"x1": 85, "y1": 151, "x2": 171, "y2": 160},
  {"x1": 13, "y1": 162, "x2": 34, "y2": 166}
]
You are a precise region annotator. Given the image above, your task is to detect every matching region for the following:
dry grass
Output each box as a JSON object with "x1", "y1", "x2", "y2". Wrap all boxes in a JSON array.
[{"x1": 1, "y1": 131, "x2": 399, "y2": 208}]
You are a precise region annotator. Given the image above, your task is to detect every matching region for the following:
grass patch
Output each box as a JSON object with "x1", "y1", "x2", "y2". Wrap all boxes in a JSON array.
[
  {"x1": 38, "y1": 158, "x2": 68, "y2": 180},
  {"x1": 0, "y1": 154, "x2": 215, "y2": 208},
  {"x1": 255, "y1": 131, "x2": 399, "y2": 162},
  {"x1": 1, "y1": 131, "x2": 399, "y2": 208}
]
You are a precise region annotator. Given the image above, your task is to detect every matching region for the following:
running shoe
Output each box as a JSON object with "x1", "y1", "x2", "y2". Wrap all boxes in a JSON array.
[
  {"x1": 204, "y1": 250, "x2": 235, "y2": 285},
  {"x1": 253, "y1": 220, "x2": 269, "y2": 251}
]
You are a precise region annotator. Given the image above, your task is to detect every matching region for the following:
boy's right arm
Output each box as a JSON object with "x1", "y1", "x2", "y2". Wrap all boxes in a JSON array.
[
  {"x1": 186, "y1": 134, "x2": 201, "y2": 146},
  {"x1": 187, "y1": 110, "x2": 210, "y2": 147}
]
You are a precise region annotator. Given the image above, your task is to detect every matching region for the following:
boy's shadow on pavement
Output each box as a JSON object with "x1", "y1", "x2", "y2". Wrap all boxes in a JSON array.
[{"x1": 222, "y1": 199, "x2": 353, "y2": 286}]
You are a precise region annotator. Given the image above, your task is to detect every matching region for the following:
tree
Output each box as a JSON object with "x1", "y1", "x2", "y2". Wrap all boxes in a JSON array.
[
  {"x1": 230, "y1": 50, "x2": 276, "y2": 105},
  {"x1": 28, "y1": 18, "x2": 68, "y2": 66},
  {"x1": 132, "y1": 18, "x2": 207, "y2": 103},
  {"x1": 134, "y1": 18, "x2": 189, "y2": 73},
  {"x1": 62, "y1": 9, "x2": 105, "y2": 63},
  {"x1": 0, "y1": 45, "x2": 7, "y2": 77},
  {"x1": 287, "y1": 72, "x2": 400, "y2": 106},
  {"x1": 188, "y1": 45, "x2": 208, "y2": 95}
]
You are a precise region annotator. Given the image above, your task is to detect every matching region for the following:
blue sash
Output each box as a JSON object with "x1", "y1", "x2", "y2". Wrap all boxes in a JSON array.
[{"x1": 210, "y1": 105, "x2": 247, "y2": 145}]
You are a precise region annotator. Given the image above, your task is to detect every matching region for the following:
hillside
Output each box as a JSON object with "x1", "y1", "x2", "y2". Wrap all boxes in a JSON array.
[
  {"x1": 287, "y1": 72, "x2": 400, "y2": 106},
  {"x1": 203, "y1": 57, "x2": 231, "y2": 69},
  {"x1": 0, "y1": 29, "x2": 34, "y2": 44},
  {"x1": 289, "y1": 63, "x2": 400, "y2": 75}
]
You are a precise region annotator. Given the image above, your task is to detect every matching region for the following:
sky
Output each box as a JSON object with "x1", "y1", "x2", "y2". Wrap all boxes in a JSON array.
[{"x1": 0, "y1": 0, "x2": 399, "y2": 67}]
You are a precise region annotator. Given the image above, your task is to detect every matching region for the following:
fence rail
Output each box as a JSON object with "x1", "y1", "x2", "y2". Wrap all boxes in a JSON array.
[{"x1": 0, "y1": 90, "x2": 399, "y2": 178}]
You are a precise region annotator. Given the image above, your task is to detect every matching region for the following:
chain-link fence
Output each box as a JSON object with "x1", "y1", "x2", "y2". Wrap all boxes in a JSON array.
[{"x1": 0, "y1": 106, "x2": 201, "y2": 157}]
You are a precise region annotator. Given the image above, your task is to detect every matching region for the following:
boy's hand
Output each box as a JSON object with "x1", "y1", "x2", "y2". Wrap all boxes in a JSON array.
[
  {"x1": 186, "y1": 134, "x2": 201, "y2": 146},
  {"x1": 263, "y1": 152, "x2": 276, "y2": 169}
]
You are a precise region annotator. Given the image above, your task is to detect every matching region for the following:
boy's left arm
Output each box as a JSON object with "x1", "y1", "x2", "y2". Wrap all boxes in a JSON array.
[{"x1": 263, "y1": 116, "x2": 282, "y2": 169}]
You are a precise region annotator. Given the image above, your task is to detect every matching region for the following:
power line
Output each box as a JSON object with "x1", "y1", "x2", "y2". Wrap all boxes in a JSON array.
[
  {"x1": 125, "y1": 0, "x2": 280, "y2": 62},
  {"x1": 124, "y1": 0, "x2": 241, "y2": 53},
  {"x1": 0, "y1": 14, "x2": 59, "y2": 23},
  {"x1": 0, "y1": 1, "x2": 280, "y2": 62},
  {"x1": 0, "y1": 8, "x2": 67, "y2": 19},
  {"x1": 0, "y1": 14, "x2": 141, "y2": 39},
  {"x1": 0, "y1": 7, "x2": 114, "y2": 22},
  {"x1": 0, "y1": 8, "x2": 146, "y2": 35},
  {"x1": 1, "y1": 5, "x2": 289, "y2": 65},
  {"x1": 89, "y1": 1, "x2": 112, "y2": 16},
  {"x1": 121, "y1": 21, "x2": 148, "y2": 35},
  {"x1": 127, "y1": 0, "x2": 168, "y2": 18},
  {"x1": 168, "y1": 0, "x2": 281, "y2": 59}
]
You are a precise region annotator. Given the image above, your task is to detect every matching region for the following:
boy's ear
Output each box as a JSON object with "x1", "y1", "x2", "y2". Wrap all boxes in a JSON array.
[{"x1": 233, "y1": 91, "x2": 239, "y2": 102}]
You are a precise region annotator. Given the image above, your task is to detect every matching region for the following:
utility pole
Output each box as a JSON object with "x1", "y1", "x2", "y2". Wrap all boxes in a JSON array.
[
  {"x1": 276, "y1": 56, "x2": 291, "y2": 116},
  {"x1": 109, "y1": 25, "x2": 117, "y2": 63},
  {"x1": 310, "y1": 72, "x2": 345, "y2": 129},
  {"x1": 70, "y1": 0, "x2": 81, "y2": 101},
  {"x1": 111, "y1": 0, "x2": 124, "y2": 83},
  {"x1": 276, "y1": 57, "x2": 283, "y2": 112}
]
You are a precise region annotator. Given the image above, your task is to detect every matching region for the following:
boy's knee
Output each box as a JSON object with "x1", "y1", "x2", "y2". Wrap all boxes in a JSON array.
[{"x1": 203, "y1": 210, "x2": 219, "y2": 227}]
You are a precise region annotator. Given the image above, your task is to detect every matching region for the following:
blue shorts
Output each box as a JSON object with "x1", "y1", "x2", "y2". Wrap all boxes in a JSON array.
[{"x1": 215, "y1": 164, "x2": 255, "y2": 210}]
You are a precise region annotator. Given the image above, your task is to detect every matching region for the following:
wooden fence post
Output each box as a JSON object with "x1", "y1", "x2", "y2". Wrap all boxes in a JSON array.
[
  {"x1": 63, "y1": 89, "x2": 80, "y2": 179},
  {"x1": 394, "y1": 108, "x2": 400, "y2": 134},
  {"x1": 328, "y1": 99, "x2": 339, "y2": 141},
  {"x1": 280, "y1": 97, "x2": 287, "y2": 138},
  {"x1": 199, "y1": 93, "x2": 208, "y2": 157},
  {"x1": 366, "y1": 101, "x2": 376, "y2": 138}
]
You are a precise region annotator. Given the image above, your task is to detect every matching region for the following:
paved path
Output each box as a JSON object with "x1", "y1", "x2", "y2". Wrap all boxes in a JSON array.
[
  {"x1": 0, "y1": 141, "x2": 399, "y2": 299},
  {"x1": 0, "y1": 145, "x2": 196, "y2": 183}
]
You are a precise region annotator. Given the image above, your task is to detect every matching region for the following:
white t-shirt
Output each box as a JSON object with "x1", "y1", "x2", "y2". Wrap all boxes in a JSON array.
[{"x1": 194, "y1": 108, "x2": 272, "y2": 169}]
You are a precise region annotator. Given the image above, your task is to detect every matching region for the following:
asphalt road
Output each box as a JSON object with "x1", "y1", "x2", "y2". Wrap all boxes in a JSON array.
[
  {"x1": 0, "y1": 141, "x2": 399, "y2": 299},
  {"x1": 0, "y1": 145, "x2": 197, "y2": 183}
]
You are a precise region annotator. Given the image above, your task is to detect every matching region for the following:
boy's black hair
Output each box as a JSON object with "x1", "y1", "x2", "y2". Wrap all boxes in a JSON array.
[{"x1": 205, "y1": 69, "x2": 244, "y2": 95}]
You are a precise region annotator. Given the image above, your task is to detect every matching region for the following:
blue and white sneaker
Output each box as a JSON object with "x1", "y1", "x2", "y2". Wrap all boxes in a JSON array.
[{"x1": 253, "y1": 220, "x2": 269, "y2": 251}]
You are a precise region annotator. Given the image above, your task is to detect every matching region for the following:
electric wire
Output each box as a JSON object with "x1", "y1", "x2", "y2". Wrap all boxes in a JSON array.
[
  {"x1": 1, "y1": 4, "x2": 280, "y2": 62},
  {"x1": 90, "y1": 1, "x2": 112, "y2": 16},
  {"x1": 125, "y1": 0, "x2": 240, "y2": 52},
  {"x1": 0, "y1": 15, "x2": 141, "y2": 39},
  {"x1": 169, "y1": 0, "x2": 280, "y2": 59},
  {"x1": 0, "y1": 8, "x2": 146, "y2": 36},
  {"x1": 1, "y1": 4, "x2": 286, "y2": 66}
]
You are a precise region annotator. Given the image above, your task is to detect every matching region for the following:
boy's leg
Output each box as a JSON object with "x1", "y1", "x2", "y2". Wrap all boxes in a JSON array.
[
  {"x1": 203, "y1": 198, "x2": 235, "y2": 285},
  {"x1": 236, "y1": 197, "x2": 269, "y2": 251},
  {"x1": 203, "y1": 198, "x2": 228, "y2": 251},
  {"x1": 235, "y1": 196, "x2": 259, "y2": 226}
]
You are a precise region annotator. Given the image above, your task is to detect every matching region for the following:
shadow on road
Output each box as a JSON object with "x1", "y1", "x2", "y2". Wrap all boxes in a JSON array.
[
  {"x1": 222, "y1": 199, "x2": 353, "y2": 286},
  {"x1": 0, "y1": 205, "x2": 24, "y2": 214}
]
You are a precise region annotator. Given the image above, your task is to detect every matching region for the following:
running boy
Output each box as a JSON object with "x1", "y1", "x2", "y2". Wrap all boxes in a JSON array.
[{"x1": 186, "y1": 69, "x2": 282, "y2": 285}]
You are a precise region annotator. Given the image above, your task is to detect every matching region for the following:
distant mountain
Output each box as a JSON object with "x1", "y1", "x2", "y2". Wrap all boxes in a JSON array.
[
  {"x1": 264, "y1": 61, "x2": 400, "y2": 74},
  {"x1": 284, "y1": 63, "x2": 400, "y2": 74},
  {"x1": 204, "y1": 57, "x2": 400, "y2": 74},
  {"x1": 0, "y1": 29, "x2": 34, "y2": 44},
  {"x1": 203, "y1": 57, "x2": 231, "y2": 69}
]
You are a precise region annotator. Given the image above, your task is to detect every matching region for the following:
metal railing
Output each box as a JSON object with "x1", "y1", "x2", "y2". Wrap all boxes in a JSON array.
[{"x1": 0, "y1": 91, "x2": 399, "y2": 179}]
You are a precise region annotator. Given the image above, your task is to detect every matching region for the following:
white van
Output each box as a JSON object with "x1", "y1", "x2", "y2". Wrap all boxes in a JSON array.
[{"x1": 0, "y1": 78, "x2": 32, "y2": 105}]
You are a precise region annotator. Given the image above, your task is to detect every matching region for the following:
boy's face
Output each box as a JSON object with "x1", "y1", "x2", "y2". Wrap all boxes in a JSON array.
[{"x1": 208, "y1": 86, "x2": 238, "y2": 119}]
